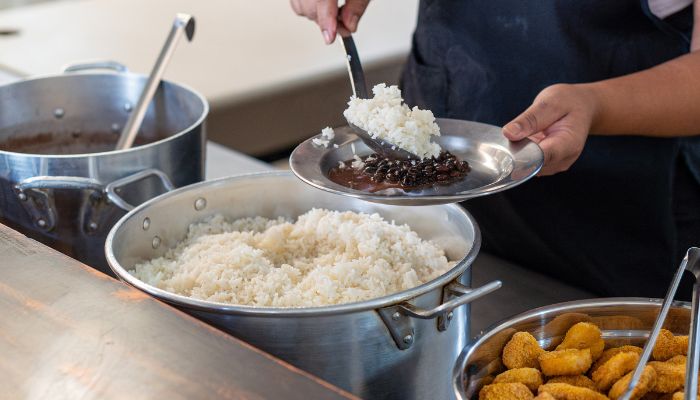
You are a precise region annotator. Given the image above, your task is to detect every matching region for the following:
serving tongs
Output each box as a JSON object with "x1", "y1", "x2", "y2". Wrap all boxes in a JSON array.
[
  {"x1": 620, "y1": 247, "x2": 700, "y2": 400},
  {"x1": 338, "y1": 27, "x2": 417, "y2": 160}
]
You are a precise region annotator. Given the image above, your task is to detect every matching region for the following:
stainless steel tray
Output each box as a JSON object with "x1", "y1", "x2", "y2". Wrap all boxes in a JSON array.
[{"x1": 290, "y1": 118, "x2": 544, "y2": 205}]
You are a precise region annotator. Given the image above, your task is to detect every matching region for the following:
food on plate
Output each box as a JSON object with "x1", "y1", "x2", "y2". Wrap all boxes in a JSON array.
[
  {"x1": 343, "y1": 83, "x2": 442, "y2": 159},
  {"x1": 537, "y1": 383, "x2": 608, "y2": 400},
  {"x1": 670, "y1": 391, "x2": 700, "y2": 400},
  {"x1": 479, "y1": 382, "x2": 534, "y2": 400},
  {"x1": 493, "y1": 368, "x2": 543, "y2": 391},
  {"x1": 547, "y1": 375, "x2": 597, "y2": 391},
  {"x1": 485, "y1": 321, "x2": 694, "y2": 399},
  {"x1": 652, "y1": 329, "x2": 688, "y2": 361},
  {"x1": 311, "y1": 127, "x2": 335, "y2": 148},
  {"x1": 556, "y1": 322, "x2": 605, "y2": 360},
  {"x1": 503, "y1": 332, "x2": 546, "y2": 369},
  {"x1": 592, "y1": 352, "x2": 640, "y2": 392},
  {"x1": 591, "y1": 346, "x2": 643, "y2": 374},
  {"x1": 608, "y1": 365, "x2": 656, "y2": 400},
  {"x1": 130, "y1": 208, "x2": 454, "y2": 307},
  {"x1": 328, "y1": 151, "x2": 471, "y2": 192},
  {"x1": 648, "y1": 360, "x2": 685, "y2": 393}
]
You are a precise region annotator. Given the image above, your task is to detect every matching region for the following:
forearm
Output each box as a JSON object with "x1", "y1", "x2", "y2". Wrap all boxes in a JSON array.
[{"x1": 585, "y1": 50, "x2": 700, "y2": 137}]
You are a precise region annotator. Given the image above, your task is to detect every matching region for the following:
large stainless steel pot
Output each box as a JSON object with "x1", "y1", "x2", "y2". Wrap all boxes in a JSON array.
[
  {"x1": 453, "y1": 298, "x2": 692, "y2": 399},
  {"x1": 105, "y1": 171, "x2": 500, "y2": 400},
  {"x1": 0, "y1": 61, "x2": 208, "y2": 273}
]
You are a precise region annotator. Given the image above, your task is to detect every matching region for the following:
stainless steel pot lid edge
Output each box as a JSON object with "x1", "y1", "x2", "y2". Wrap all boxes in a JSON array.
[{"x1": 105, "y1": 170, "x2": 482, "y2": 317}]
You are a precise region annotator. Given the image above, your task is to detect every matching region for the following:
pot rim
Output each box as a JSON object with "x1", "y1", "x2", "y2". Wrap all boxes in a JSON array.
[
  {"x1": 105, "y1": 171, "x2": 482, "y2": 317},
  {"x1": 0, "y1": 71, "x2": 209, "y2": 159},
  {"x1": 451, "y1": 297, "x2": 692, "y2": 400}
]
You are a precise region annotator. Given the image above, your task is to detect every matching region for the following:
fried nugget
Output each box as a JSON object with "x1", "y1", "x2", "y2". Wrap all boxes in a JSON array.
[
  {"x1": 591, "y1": 345, "x2": 643, "y2": 374},
  {"x1": 556, "y1": 322, "x2": 606, "y2": 360},
  {"x1": 608, "y1": 365, "x2": 657, "y2": 400},
  {"x1": 539, "y1": 349, "x2": 592, "y2": 377},
  {"x1": 670, "y1": 392, "x2": 700, "y2": 400},
  {"x1": 653, "y1": 330, "x2": 688, "y2": 361},
  {"x1": 493, "y1": 368, "x2": 543, "y2": 392},
  {"x1": 592, "y1": 351, "x2": 640, "y2": 392},
  {"x1": 479, "y1": 382, "x2": 534, "y2": 400},
  {"x1": 547, "y1": 375, "x2": 598, "y2": 391},
  {"x1": 503, "y1": 332, "x2": 546, "y2": 369},
  {"x1": 533, "y1": 393, "x2": 557, "y2": 400},
  {"x1": 649, "y1": 361, "x2": 685, "y2": 393},
  {"x1": 537, "y1": 383, "x2": 608, "y2": 400},
  {"x1": 666, "y1": 355, "x2": 686, "y2": 365}
]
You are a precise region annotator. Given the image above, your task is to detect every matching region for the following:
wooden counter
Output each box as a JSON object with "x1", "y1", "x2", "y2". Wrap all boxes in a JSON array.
[{"x1": 0, "y1": 224, "x2": 356, "y2": 400}]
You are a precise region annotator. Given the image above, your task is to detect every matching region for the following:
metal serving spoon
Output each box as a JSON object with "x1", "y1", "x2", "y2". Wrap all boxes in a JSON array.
[
  {"x1": 115, "y1": 13, "x2": 195, "y2": 150},
  {"x1": 620, "y1": 247, "x2": 700, "y2": 400},
  {"x1": 338, "y1": 28, "x2": 417, "y2": 160}
]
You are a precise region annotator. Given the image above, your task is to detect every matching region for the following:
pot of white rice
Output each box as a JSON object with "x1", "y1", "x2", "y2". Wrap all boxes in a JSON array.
[{"x1": 105, "y1": 171, "x2": 498, "y2": 400}]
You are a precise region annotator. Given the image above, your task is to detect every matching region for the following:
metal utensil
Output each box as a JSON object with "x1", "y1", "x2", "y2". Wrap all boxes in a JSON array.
[
  {"x1": 338, "y1": 29, "x2": 417, "y2": 160},
  {"x1": 115, "y1": 13, "x2": 195, "y2": 150},
  {"x1": 290, "y1": 119, "x2": 544, "y2": 206},
  {"x1": 620, "y1": 247, "x2": 700, "y2": 400}
]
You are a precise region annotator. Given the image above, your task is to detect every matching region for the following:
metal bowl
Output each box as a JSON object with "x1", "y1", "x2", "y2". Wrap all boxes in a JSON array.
[
  {"x1": 453, "y1": 298, "x2": 692, "y2": 400},
  {"x1": 290, "y1": 118, "x2": 544, "y2": 206}
]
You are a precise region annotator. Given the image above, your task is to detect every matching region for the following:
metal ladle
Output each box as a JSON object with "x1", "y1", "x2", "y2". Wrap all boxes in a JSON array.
[
  {"x1": 620, "y1": 247, "x2": 700, "y2": 400},
  {"x1": 115, "y1": 13, "x2": 195, "y2": 150},
  {"x1": 338, "y1": 27, "x2": 417, "y2": 160}
]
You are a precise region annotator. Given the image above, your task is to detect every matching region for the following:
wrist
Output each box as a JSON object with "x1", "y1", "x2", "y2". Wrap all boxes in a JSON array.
[{"x1": 577, "y1": 82, "x2": 604, "y2": 134}]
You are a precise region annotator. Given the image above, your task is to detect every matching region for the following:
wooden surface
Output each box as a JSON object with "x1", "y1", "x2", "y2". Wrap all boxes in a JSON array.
[{"x1": 0, "y1": 224, "x2": 356, "y2": 400}]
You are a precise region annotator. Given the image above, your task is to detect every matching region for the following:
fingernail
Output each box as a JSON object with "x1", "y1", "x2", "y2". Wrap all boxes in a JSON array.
[
  {"x1": 504, "y1": 122, "x2": 522, "y2": 138},
  {"x1": 322, "y1": 29, "x2": 332, "y2": 44},
  {"x1": 349, "y1": 15, "x2": 359, "y2": 31}
]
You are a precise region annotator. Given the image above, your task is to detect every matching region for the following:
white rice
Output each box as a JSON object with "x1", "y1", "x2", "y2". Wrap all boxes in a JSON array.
[
  {"x1": 129, "y1": 208, "x2": 454, "y2": 308},
  {"x1": 311, "y1": 126, "x2": 335, "y2": 148},
  {"x1": 343, "y1": 83, "x2": 442, "y2": 159}
]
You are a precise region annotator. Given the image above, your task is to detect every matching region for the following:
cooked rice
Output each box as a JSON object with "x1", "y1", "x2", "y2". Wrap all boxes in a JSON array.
[
  {"x1": 343, "y1": 83, "x2": 442, "y2": 159},
  {"x1": 129, "y1": 208, "x2": 454, "y2": 308}
]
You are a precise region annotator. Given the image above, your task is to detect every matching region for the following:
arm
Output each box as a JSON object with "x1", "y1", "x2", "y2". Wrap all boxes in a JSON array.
[{"x1": 505, "y1": 36, "x2": 700, "y2": 174}]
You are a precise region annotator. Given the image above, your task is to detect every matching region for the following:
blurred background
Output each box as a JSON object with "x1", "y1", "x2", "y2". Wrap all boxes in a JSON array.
[{"x1": 0, "y1": 0, "x2": 418, "y2": 163}]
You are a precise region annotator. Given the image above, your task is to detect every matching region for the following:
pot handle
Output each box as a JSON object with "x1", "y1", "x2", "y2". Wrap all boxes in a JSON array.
[
  {"x1": 62, "y1": 60, "x2": 129, "y2": 73},
  {"x1": 16, "y1": 175, "x2": 103, "y2": 192},
  {"x1": 105, "y1": 168, "x2": 175, "y2": 211},
  {"x1": 398, "y1": 280, "x2": 502, "y2": 320},
  {"x1": 377, "y1": 279, "x2": 501, "y2": 350}
]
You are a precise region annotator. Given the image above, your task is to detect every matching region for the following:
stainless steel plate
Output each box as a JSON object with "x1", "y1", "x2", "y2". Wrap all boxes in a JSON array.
[{"x1": 290, "y1": 118, "x2": 544, "y2": 205}]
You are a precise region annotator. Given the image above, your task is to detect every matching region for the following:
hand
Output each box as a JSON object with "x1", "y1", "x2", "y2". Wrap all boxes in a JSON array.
[
  {"x1": 502, "y1": 84, "x2": 599, "y2": 176},
  {"x1": 290, "y1": 0, "x2": 370, "y2": 44}
]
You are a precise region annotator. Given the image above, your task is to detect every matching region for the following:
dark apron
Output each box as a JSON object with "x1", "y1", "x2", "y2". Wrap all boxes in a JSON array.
[{"x1": 401, "y1": 0, "x2": 700, "y2": 297}]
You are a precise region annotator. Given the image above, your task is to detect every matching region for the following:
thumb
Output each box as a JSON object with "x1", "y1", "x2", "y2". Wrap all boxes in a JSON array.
[{"x1": 503, "y1": 99, "x2": 565, "y2": 141}]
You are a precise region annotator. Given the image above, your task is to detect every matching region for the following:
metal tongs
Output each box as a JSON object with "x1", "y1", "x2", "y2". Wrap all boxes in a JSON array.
[{"x1": 620, "y1": 247, "x2": 700, "y2": 400}]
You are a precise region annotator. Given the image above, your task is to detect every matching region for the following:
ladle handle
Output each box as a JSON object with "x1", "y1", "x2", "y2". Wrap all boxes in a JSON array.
[
  {"x1": 339, "y1": 30, "x2": 369, "y2": 99},
  {"x1": 115, "y1": 13, "x2": 195, "y2": 150}
]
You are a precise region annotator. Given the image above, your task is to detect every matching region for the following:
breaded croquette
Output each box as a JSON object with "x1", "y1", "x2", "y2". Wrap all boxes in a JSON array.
[
  {"x1": 648, "y1": 361, "x2": 685, "y2": 393},
  {"x1": 556, "y1": 322, "x2": 606, "y2": 360},
  {"x1": 533, "y1": 392, "x2": 557, "y2": 400},
  {"x1": 538, "y1": 383, "x2": 608, "y2": 400},
  {"x1": 503, "y1": 332, "x2": 546, "y2": 369},
  {"x1": 652, "y1": 330, "x2": 687, "y2": 361},
  {"x1": 479, "y1": 382, "x2": 534, "y2": 400},
  {"x1": 539, "y1": 349, "x2": 593, "y2": 377},
  {"x1": 608, "y1": 365, "x2": 657, "y2": 400},
  {"x1": 591, "y1": 346, "x2": 643, "y2": 374},
  {"x1": 547, "y1": 375, "x2": 598, "y2": 391},
  {"x1": 592, "y1": 351, "x2": 640, "y2": 392},
  {"x1": 493, "y1": 368, "x2": 543, "y2": 392},
  {"x1": 666, "y1": 355, "x2": 686, "y2": 365}
]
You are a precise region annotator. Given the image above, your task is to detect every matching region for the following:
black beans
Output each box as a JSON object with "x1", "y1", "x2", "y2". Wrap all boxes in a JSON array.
[{"x1": 331, "y1": 151, "x2": 470, "y2": 190}]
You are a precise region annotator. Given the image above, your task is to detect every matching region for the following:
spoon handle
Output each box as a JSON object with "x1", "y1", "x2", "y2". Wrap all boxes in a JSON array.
[
  {"x1": 339, "y1": 32, "x2": 369, "y2": 99},
  {"x1": 115, "y1": 13, "x2": 195, "y2": 150}
]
